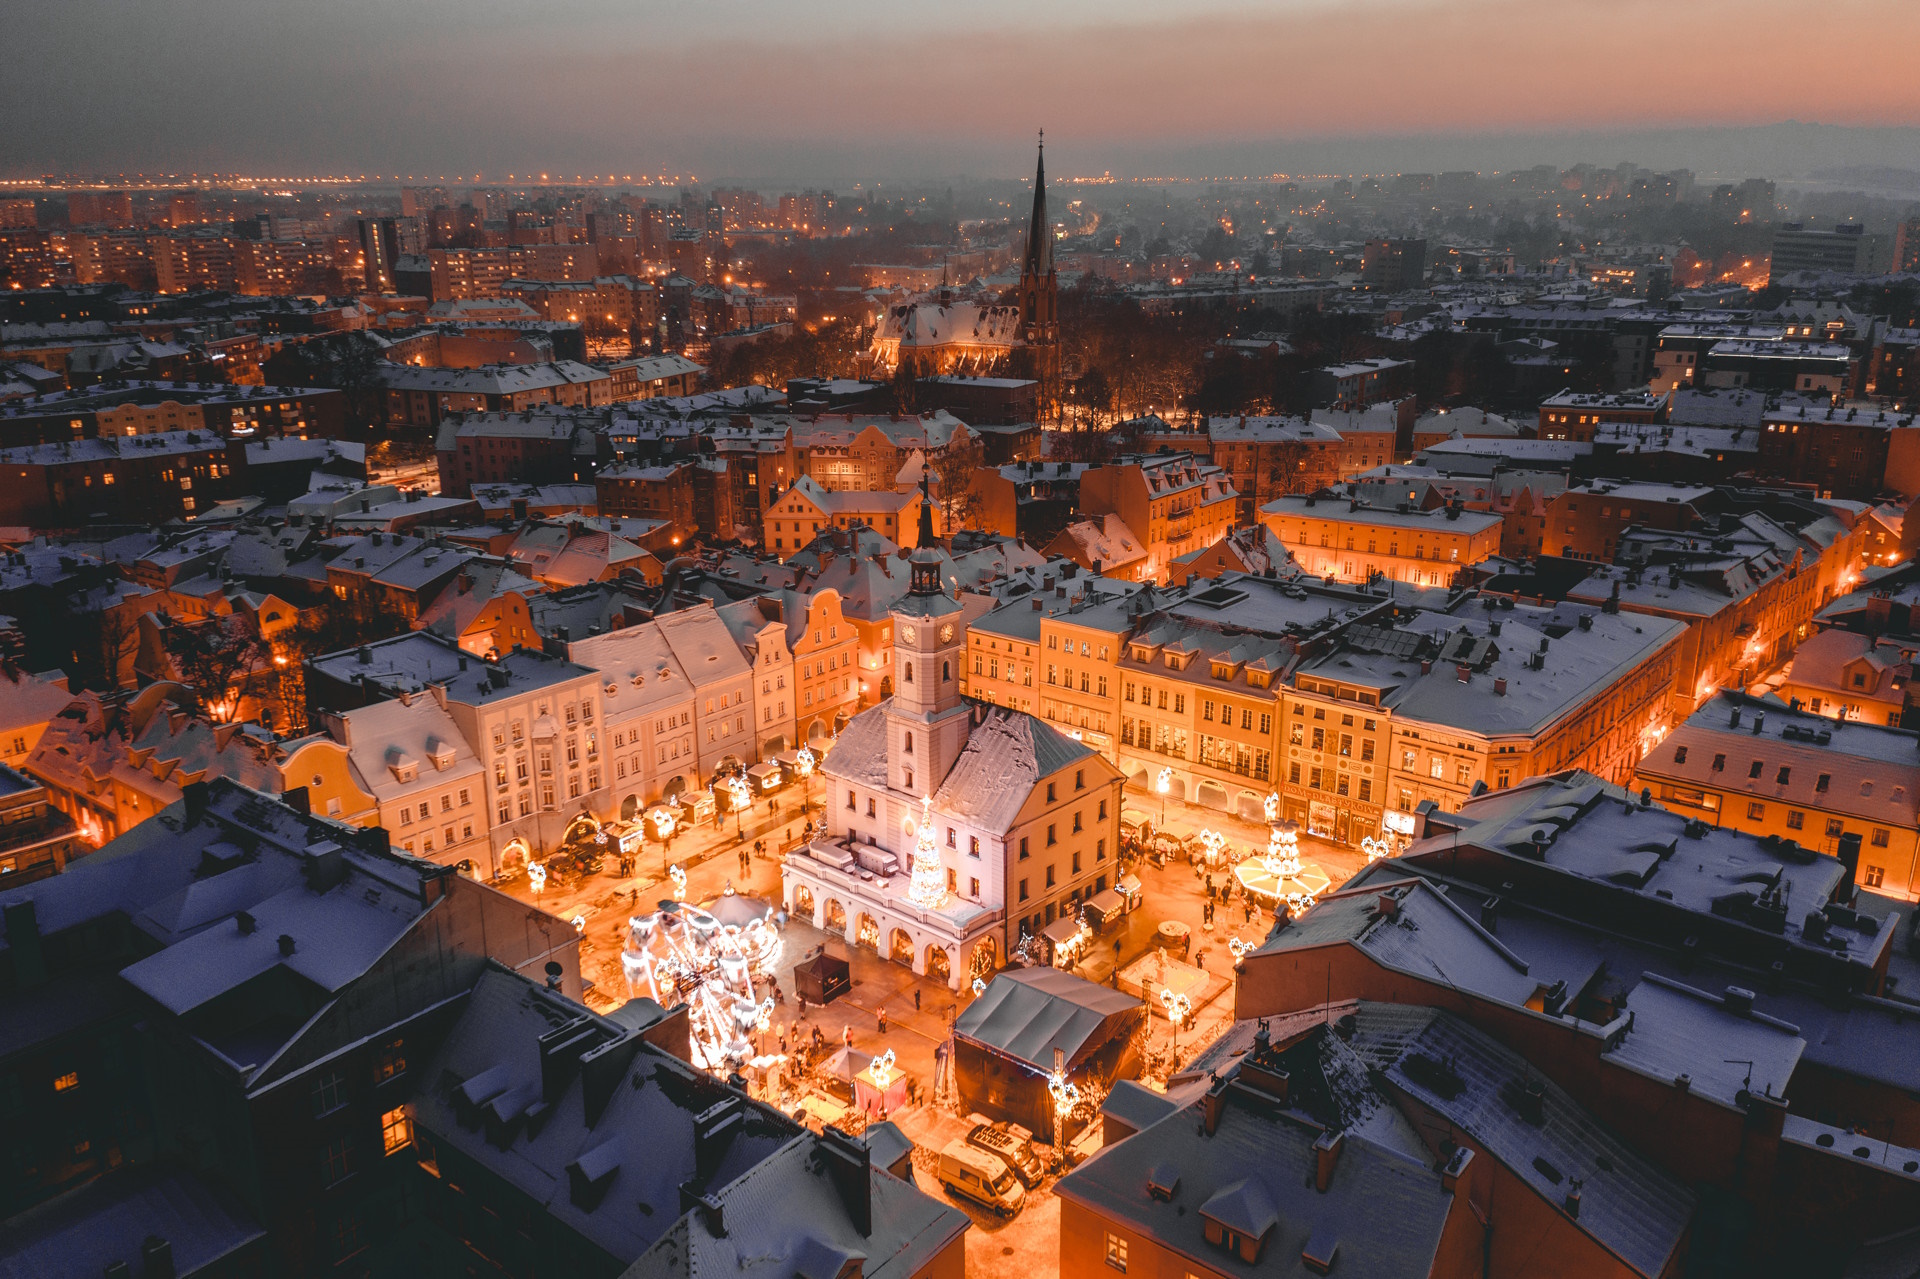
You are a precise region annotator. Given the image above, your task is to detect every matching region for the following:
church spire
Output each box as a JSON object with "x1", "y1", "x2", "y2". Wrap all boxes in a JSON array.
[{"x1": 1023, "y1": 132, "x2": 1053, "y2": 279}]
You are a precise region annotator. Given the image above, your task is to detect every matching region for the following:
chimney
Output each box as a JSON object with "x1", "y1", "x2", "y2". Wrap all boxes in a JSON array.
[
  {"x1": 1377, "y1": 891, "x2": 1400, "y2": 920},
  {"x1": 277, "y1": 934, "x2": 296, "y2": 957},
  {"x1": 817, "y1": 1124, "x2": 874, "y2": 1237},
  {"x1": 1564, "y1": 1180, "x2": 1582, "y2": 1220},
  {"x1": 1455, "y1": 664, "x2": 1470, "y2": 683},
  {"x1": 1202, "y1": 1073, "x2": 1231, "y2": 1136},
  {"x1": 1722, "y1": 985, "x2": 1755, "y2": 1017},
  {"x1": 1479, "y1": 895, "x2": 1502, "y2": 933},
  {"x1": 1440, "y1": 1145, "x2": 1474, "y2": 1195},
  {"x1": 235, "y1": 910, "x2": 256, "y2": 935},
  {"x1": 1313, "y1": 1130, "x2": 1344, "y2": 1192},
  {"x1": 1494, "y1": 677, "x2": 1508, "y2": 696},
  {"x1": 1730, "y1": 706, "x2": 1742, "y2": 729},
  {"x1": 695, "y1": 1095, "x2": 747, "y2": 1184},
  {"x1": 1751, "y1": 712, "x2": 1764, "y2": 735},
  {"x1": 3, "y1": 900, "x2": 46, "y2": 989},
  {"x1": 1835, "y1": 832, "x2": 1862, "y2": 894},
  {"x1": 139, "y1": 1237, "x2": 174, "y2": 1279},
  {"x1": 280, "y1": 786, "x2": 310, "y2": 816}
]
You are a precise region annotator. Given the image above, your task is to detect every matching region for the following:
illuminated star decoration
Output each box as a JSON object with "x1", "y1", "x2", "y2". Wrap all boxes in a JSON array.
[
  {"x1": 971, "y1": 977, "x2": 986, "y2": 996},
  {"x1": 870, "y1": 1048, "x2": 897, "y2": 1088},
  {"x1": 1227, "y1": 936, "x2": 1255, "y2": 961},
  {"x1": 527, "y1": 862, "x2": 547, "y2": 894},
  {"x1": 669, "y1": 863, "x2": 688, "y2": 899}
]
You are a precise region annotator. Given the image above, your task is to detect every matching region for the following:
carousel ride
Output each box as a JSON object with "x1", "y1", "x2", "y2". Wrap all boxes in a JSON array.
[
  {"x1": 621, "y1": 877, "x2": 785, "y2": 1073},
  {"x1": 1233, "y1": 817, "x2": 1331, "y2": 918}
]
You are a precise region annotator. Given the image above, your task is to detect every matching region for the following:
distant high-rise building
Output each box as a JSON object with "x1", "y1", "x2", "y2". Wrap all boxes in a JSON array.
[
  {"x1": 1361, "y1": 238, "x2": 1427, "y2": 290},
  {"x1": 66, "y1": 190, "x2": 133, "y2": 227},
  {"x1": 358, "y1": 216, "x2": 400, "y2": 292},
  {"x1": 1769, "y1": 223, "x2": 1879, "y2": 280},
  {"x1": 0, "y1": 199, "x2": 37, "y2": 230},
  {"x1": 1709, "y1": 178, "x2": 1775, "y2": 223},
  {"x1": 1893, "y1": 212, "x2": 1920, "y2": 275}
]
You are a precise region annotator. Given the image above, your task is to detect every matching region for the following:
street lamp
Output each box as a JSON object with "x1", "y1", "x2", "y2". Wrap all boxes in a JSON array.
[
  {"x1": 1160, "y1": 987, "x2": 1192, "y2": 1064},
  {"x1": 1155, "y1": 766, "x2": 1172, "y2": 830},
  {"x1": 650, "y1": 807, "x2": 677, "y2": 877},
  {"x1": 1048, "y1": 1047, "x2": 1079, "y2": 1171},
  {"x1": 724, "y1": 774, "x2": 751, "y2": 840},
  {"x1": 794, "y1": 746, "x2": 815, "y2": 823}
]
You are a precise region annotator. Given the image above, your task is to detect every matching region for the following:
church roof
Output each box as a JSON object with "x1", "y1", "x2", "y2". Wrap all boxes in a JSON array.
[{"x1": 1024, "y1": 140, "x2": 1053, "y2": 280}]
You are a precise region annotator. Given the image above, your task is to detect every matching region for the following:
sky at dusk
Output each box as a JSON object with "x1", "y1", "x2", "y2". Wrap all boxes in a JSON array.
[{"x1": 8, "y1": 0, "x2": 1920, "y2": 184}]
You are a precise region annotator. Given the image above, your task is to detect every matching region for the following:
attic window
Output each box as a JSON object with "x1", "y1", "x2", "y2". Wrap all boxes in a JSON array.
[{"x1": 1673, "y1": 746, "x2": 1688, "y2": 764}]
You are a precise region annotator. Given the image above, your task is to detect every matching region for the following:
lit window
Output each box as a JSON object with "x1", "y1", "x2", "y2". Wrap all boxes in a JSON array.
[
  {"x1": 381, "y1": 1107, "x2": 413, "y2": 1155},
  {"x1": 53, "y1": 1071, "x2": 79, "y2": 1092},
  {"x1": 1106, "y1": 1234, "x2": 1129, "y2": 1272}
]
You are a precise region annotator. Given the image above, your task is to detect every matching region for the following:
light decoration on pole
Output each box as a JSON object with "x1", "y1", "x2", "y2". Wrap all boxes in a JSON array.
[
  {"x1": 870, "y1": 1048, "x2": 897, "y2": 1089},
  {"x1": 1048, "y1": 1046, "x2": 1079, "y2": 1170},
  {"x1": 906, "y1": 796, "x2": 950, "y2": 910},
  {"x1": 1263, "y1": 791, "x2": 1279, "y2": 823},
  {"x1": 1195, "y1": 827, "x2": 1230, "y2": 867},
  {"x1": 795, "y1": 746, "x2": 815, "y2": 815},
  {"x1": 1227, "y1": 936, "x2": 1255, "y2": 962},
  {"x1": 1160, "y1": 987, "x2": 1193, "y2": 1060},
  {"x1": 650, "y1": 808, "x2": 677, "y2": 841},
  {"x1": 1360, "y1": 835, "x2": 1391, "y2": 862},
  {"x1": 622, "y1": 896, "x2": 784, "y2": 1074},
  {"x1": 669, "y1": 863, "x2": 688, "y2": 899},
  {"x1": 527, "y1": 862, "x2": 547, "y2": 895}
]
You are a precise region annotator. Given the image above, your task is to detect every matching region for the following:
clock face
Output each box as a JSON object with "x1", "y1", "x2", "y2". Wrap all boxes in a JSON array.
[
  {"x1": 939, "y1": 623, "x2": 955, "y2": 643},
  {"x1": 901, "y1": 624, "x2": 917, "y2": 645}
]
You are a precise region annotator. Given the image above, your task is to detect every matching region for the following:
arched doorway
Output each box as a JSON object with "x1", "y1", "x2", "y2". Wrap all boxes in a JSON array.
[
  {"x1": 925, "y1": 944, "x2": 951, "y2": 984},
  {"x1": 880, "y1": 675, "x2": 893, "y2": 697},
  {"x1": 1236, "y1": 791, "x2": 1265, "y2": 822},
  {"x1": 824, "y1": 898, "x2": 846, "y2": 932},
  {"x1": 662, "y1": 774, "x2": 688, "y2": 799},
  {"x1": 620, "y1": 794, "x2": 639, "y2": 821},
  {"x1": 889, "y1": 927, "x2": 915, "y2": 966},
  {"x1": 764, "y1": 734, "x2": 788, "y2": 755},
  {"x1": 499, "y1": 838, "x2": 530, "y2": 881},
  {"x1": 1195, "y1": 781, "x2": 1228, "y2": 811},
  {"x1": 1124, "y1": 762, "x2": 1148, "y2": 788},
  {"x1": 856, "y1": 913, "x2": 881, "y2": 951},
  {"x1": 807, "y1": 718, "x2": 830, "y2": 744},
  {"x1": 562, "y1": 812, "x2": 601, "y2": 845},
  {"x1": 795, "y1": 885, "x2": 815, "y2": 919},
  {"x1": 969, "y1": 935, "x2": 998, "y2": 980}
]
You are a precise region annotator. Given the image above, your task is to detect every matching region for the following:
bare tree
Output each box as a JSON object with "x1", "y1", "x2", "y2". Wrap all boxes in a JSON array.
[
  {"x1": 929, "y1": 430, "x2": 986, "y2": 533},
  {"x1": 162, "y1": 617, "x2": 269, "y2": 723}
]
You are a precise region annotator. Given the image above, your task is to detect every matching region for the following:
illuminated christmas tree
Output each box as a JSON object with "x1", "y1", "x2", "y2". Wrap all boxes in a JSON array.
[
  {"x1": 907, "y1": 796, "x2": 949, "y2": 909},
  {"x1": 1264, "y1": 820, "x2": 1303, "y2": 879}
]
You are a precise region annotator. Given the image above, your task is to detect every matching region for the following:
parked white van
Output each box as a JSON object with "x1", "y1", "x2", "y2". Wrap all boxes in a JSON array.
[{"x1": 936, "y1": 1139, "x2": 1025, "y2": 1216}]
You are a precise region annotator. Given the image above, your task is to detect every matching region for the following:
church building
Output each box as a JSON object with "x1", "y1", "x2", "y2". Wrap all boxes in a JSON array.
[
  {"x1": 780, "y1": 491, "x2": 1124, "y2": 988},
  {"x1": 862, "y1": 140, "x2": 1061, "y2": 419}
]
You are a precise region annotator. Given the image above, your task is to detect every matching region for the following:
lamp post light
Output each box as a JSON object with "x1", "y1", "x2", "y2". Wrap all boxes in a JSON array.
[
  {"x1": 724, "y1": 774, "x2": 752, "y2": 840},
  {"x1": 1155, "y1": 766, "x2": 1172, "y2": 830},
  {"x1": 1048, "y1": 1046, "x2": 1079, "y2": 1172},
  {"x1": 1160, "y1": 987, "x2": 1192, "y2": 1065},
  {"x1": 650, "y1": 807, "x2": 677, "y2": 878},
  {"x1": 794, "y1": 746, "x2": 815, "y2": 822}
]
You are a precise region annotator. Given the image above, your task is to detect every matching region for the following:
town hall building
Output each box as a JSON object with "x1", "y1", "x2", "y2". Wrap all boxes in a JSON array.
[{"x1": 780, "y1": 491, "x2": 1124, "y2": 988}]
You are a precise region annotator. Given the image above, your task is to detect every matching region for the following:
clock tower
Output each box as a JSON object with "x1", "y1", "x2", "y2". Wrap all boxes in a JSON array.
[{"x1": 887, "y1": 475, "x2": 971, "y2": 799}]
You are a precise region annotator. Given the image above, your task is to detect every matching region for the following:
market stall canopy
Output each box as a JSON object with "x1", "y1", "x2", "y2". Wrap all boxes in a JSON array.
[
  {"x1": 955, "y1": 967, "x2": 1143, "y2": 1073},
  {"x1": 1042, "y1": 916, "x2": 1084, "y2": 946},
  {"x1": 793, "y1": 951, "x2": 851, "y2": 1004},
  {"x1": 818, "y1": 1044, "x2": 873, "y2": 1083}
]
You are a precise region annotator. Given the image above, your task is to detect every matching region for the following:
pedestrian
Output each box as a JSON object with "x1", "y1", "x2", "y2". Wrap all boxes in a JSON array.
[
  {"x1": 914, "y1": 988, "x2": 922, "y2": 1013},
  {"x1": 877, "y1": 1006, "x2": 888, "y2": 1034},
  {"x1": 813, "y1": 1025, "x2": 825, "y2": 1053},
  {"x1": 797, "y1": 992, "x2": 807, "y2": 1020},
  {"x1": 773, "y1": 980, "x2": 784, "y2": 1006},
  {"x1": 1243, "y1": 900, "x2": 1254, "y2": 924},
  {"x1": 1205, "y1": 873, "x2": 1214, "y2": 897},
  {"x1": 778, "y1": 1027, "x2": 788, "y2": 1055},
  {"x1": 843, "y1": 1024, "x2": 853, "y2": 1049}
]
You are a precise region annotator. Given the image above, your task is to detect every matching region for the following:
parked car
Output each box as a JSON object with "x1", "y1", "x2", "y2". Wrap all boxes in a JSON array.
[
  {"x1": 936, "y1": 1140, "x2": 1024, "y2": 1216},
  {"x1": 965, "y1": 1120, "x2": 1045, "y2": 1189}
]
